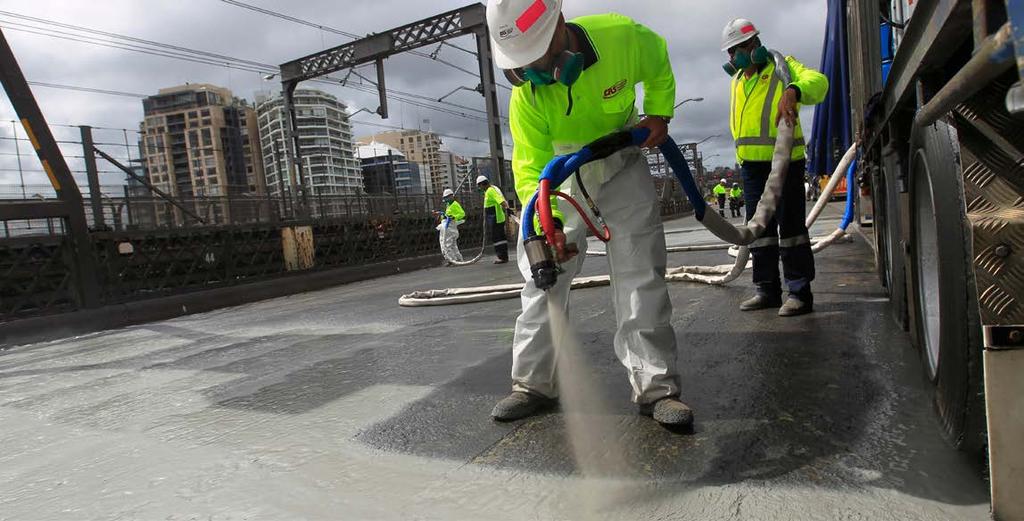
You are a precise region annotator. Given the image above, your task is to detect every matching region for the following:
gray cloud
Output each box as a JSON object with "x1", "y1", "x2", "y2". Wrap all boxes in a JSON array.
[{"x1": 0, "y1": 0, "x2": 827, "y2": 187}]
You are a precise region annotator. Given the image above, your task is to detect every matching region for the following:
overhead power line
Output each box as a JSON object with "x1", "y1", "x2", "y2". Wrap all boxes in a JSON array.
[
  {"x1": 0, "y1": 14, "x2": 504, "y2": 124},
  {"x1": 27, "y1": 81, "x2": 148, "y2": 98},
  {"x1": 0, "y1": 9, "x2": 269, "y2": 68},
  {"x1": 215, "y1": 0, "x2": 508, "y2": 90}
]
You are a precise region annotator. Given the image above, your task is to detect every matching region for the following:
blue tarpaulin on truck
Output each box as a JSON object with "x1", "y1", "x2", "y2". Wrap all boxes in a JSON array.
[{"x1": 807, "y1": 0, "x2": 852, "y2": 176}]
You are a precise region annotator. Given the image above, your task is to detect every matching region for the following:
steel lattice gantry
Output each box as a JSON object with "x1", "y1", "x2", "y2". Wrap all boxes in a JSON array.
[{"x1": 278, "y1": 3, "x2": 505, "y2": 212}]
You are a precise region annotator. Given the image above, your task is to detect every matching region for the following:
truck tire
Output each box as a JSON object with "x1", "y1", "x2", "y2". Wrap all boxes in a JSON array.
[
  {"x1": 876, "y1": 146, "x2": 908, "y2": 329},
  {"x1": 907, "y1": 120, "x2": 986, "y2": 454},
  {"x1": 872, "y1": 158, "x2": 891, "y2": 288}
]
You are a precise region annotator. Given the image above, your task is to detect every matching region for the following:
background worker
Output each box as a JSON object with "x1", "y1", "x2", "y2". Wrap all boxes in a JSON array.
[
  {"x1": 477, "y1": 175, "x2": 510, "y2": 264},
  {"x1": 713, "y1": 178, "x2": 728, "y2": 217},
  {"x1": 433, "y1": 188, "x2": 465, "y2": 263},
  {"x1": 486, "y1": 0, "x2": 692, "y2": 428},
  {"x1": 721, "y1": 18, "x2": 828, "y2": 317},
  {"x1": 729, "y1": 182, "x2": 744, "y2": 218}
]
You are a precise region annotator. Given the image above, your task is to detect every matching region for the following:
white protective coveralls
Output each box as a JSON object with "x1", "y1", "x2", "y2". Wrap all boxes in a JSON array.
[
  {"x1": 436, "y1": 216, "x2": 464, "y2": 262},
  {"x1": 512, "y1": 145, "x2": 680, "y2": 404}
]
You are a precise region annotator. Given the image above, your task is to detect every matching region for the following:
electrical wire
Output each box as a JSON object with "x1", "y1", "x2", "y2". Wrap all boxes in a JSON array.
[
  {"x1": 0, "y1": 17, "x2": 501, "y2": 124},
  {"x1": 214, "y1": 0, "x2": 513, "y2": 91},
  {"x1": 26, "y1": 81, "x2": 148, "y2": 98}
]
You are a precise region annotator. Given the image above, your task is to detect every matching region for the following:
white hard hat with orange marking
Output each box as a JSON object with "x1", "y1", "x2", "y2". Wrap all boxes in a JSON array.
[
  {"x1": 721, "y1": 18, "x2": 760, "y2": 52},
  {"x1": 487, "y1": 0, "x2": 563, "y2": 69}
]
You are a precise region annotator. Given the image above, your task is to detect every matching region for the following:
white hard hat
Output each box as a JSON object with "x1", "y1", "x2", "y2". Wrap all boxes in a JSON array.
[
  {"x1": 720, "y1": 178, "x2": 727, "y2": 184},
  {"x1": 721, "y1": 18, "x2": 759, "y2": 52},
  {"x1": 442, "y1": 188, "x2": 454, "y2": 197},
  {"x1": 487, "y1": 0, "x2": 562, "y2": 69},
  {"x1": 476, "y1": 175, "x2": 489, "y2": 185}
]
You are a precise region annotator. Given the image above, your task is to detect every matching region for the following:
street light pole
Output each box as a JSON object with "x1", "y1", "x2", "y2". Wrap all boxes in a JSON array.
[
  {"x1": 696, "y1": 134, "x2": 720, "y2": 146},
  {"x1": 673, "y1": 97, "x2": 705, "y2": 110}
]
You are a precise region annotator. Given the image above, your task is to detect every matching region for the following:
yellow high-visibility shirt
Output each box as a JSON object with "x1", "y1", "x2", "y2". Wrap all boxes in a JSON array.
[
  {"x1": 509, "y1": 13, "x2": 675, "y2": 224},
  {"x1": 483, "y1": 186, "x2": 506, "y2": 224},
  {"x1": 445, "y1": 200, "x2": 465, "y2": 221}
]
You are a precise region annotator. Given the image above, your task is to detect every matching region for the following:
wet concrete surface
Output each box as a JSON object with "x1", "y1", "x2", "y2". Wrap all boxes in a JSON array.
[{"x1": 0, "y1": 205, "x2": 991, "y2": 520}]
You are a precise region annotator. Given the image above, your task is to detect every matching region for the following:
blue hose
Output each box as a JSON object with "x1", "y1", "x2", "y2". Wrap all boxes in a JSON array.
[
  {"x1": 521, "y1": 128, "x2": 710, "y2": 238},
  {"x1": 839, "y1": 158, "x2": 856, "y2": 230}
]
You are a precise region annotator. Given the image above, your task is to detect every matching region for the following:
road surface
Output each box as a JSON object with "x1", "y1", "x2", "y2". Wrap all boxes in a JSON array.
[{"x1": 0, "y1": 205, "x2": 990, "y2": 520}]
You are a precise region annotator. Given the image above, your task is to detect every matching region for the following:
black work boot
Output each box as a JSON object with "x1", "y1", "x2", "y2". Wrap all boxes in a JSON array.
[
  {"x1": 739, "y1": 293, "x2": 782, "y2": 311},
  {"x1": 491, "y1": 391, "x2": 555, "y2": 421},
  {"x1": 778, "y1": 295, "x2": 814, "y2": 316},
  {"x1": 640, "y1": 397, "x2": 694, "y2": 429}
]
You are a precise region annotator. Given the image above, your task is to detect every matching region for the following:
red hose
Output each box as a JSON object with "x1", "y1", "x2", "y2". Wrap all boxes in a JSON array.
[
  {"x1": 553, "y1": 191, "x2": 611, "y2": 242},
  {"x1": 537, "y1": 179, "x2": 557, "y2": 246},
  {"x1": 536, "y1": 179, "x2": 612, "y2": 244}
]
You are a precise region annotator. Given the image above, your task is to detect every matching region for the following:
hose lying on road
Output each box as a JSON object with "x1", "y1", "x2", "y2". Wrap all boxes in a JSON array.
[
  {"x1": 401, "y1": 51, "x2": 856, "y2": 306},
  {"x1": 439, "y1": 213, "x2": 520, "y2": 266},
  {"x1": 677, "y1": 142, "x2": 857, "y2": 284}
]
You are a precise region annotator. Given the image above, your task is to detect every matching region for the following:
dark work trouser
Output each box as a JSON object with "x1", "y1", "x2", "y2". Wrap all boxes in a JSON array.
[
  {"x1": 486, "y1": 207, "x2": 509, "y2": 261},
  {"x1": 742, "y1": 159, "x2": 815, "y2": 300},
  {"x1": 717, "y1": 194, "x2": 726, "y2": 217}
]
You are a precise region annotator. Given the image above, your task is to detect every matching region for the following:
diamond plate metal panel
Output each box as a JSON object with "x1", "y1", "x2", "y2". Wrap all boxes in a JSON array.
[{"x1": 955, "y1": 75, "x2": 1024, "y2": 326}]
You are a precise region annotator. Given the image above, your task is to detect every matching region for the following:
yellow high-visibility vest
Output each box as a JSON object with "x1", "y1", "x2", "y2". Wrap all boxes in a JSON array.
[{"x1": 729, "y1": 56, "x2": 828, "y2": 164}]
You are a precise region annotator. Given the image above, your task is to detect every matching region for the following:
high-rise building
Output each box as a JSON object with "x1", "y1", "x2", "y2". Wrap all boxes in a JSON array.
[
  {"x1": 402, "y1": 162, "x2": 425, "y2": 195},
  {"x1": 437, "y1": 149, "x2": 472, "y2": 191},
  {"x1": 255, "y1": 89, "x2": 361, "y2": 196},
  {"x1": 139, "y1": 83, "x2": 265, "y2": 225},
  {"x1": 356, "y1": 142, "x2": 409, "y2": 194},
  {"x1": 359, "y1": 130, "x2": 443, "y2": 194}
]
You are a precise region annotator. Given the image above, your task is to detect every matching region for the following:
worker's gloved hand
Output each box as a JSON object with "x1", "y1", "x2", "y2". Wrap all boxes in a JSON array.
[
  {"x1": 637, "y1": 116, "x2": 669, "y2": 148},
  {"x1": 776, "y1": 87, "x2": 799, "y2": 127},
  {"x1": 551, "y1": 229, "x2": 579, "y2": 263}
]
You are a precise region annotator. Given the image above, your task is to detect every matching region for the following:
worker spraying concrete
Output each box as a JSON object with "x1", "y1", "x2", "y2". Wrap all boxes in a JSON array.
[
  {"x1": 486, "y1": 0, "x2": 693, "y2": 430},
  {"x1": 404, "y1": 11, "x2": 847, "y2": 305},
  {"x1": 433, "y1": 188, "x2": 465, "y2": 264}
]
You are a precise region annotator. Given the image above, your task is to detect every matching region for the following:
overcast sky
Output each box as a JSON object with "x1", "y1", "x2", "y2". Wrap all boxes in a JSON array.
[{"x1": 0, "y1": 0, "x2": 828, "y2": 189}]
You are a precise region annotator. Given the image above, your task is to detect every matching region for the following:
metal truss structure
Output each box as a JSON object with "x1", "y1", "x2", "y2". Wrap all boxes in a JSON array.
[{"x1": 277, "y1": 3, "x2": 505, "y2": 214}]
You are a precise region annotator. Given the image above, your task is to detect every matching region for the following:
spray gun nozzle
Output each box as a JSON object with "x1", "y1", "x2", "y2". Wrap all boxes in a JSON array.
[{"x1": 524, "y1": 235, "x2": 559, "y2": 291}]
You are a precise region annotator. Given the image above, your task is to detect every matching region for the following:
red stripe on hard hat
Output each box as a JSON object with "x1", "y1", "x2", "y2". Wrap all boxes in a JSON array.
[
  {"x1": 516, "y1": 0, "x2": 547, "y2": 32},
  {"x1": 741, "y1": 24, "x2": 756, "y2": 34}
]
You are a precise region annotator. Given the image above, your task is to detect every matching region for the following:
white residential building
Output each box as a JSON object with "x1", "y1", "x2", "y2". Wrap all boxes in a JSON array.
[{"x1": 255, "y1": 89, "x2": 361, "y2": 196}]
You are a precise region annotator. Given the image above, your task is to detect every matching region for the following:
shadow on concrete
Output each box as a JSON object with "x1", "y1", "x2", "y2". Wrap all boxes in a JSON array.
[{"x1": 354, "y1": 314, "x2": 987, "y2": 507}]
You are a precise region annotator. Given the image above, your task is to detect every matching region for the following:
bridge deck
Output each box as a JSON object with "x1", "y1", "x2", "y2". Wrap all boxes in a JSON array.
[{"x1": 0, "y1": 205, "x2": 990, "y2": 520}]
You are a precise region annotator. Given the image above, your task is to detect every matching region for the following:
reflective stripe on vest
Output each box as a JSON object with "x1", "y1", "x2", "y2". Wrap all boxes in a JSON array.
[
  {"x1": 735, "y1": 136, "x2": 806, "y2": 147},
  {"x1": 749, "y1": 236, "x2": 780, "y2": 249},
  {"x1": 730, "y1": 60, "x2": 807, "y2": 162},
  {"x1": 779, "y1": 234, "x2": 810, "y2": 248}
]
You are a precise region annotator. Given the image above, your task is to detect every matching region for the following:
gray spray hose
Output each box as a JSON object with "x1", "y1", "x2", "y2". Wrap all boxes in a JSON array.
[
  {"x1": 665, "y1": 141, "x2": 857, "y2": 285},
  {"x1": 399, "y1": 145, "x2": 858, "y2": 306},
  {"x1": 399, "y1": 51, "x2": 852, "y2": 305},
  {"x1": 696, "y1": 50, "x2": 793, "y2": 248},
  {"x1": 655, "y1": 50, "x2": 791, "y2": 286},
  {"x1": 439, "y1": 213, "x2": 487, "y2": 266},
  {"x1": 440, "y1": 212, "x2": 520, "y2": 266}
]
